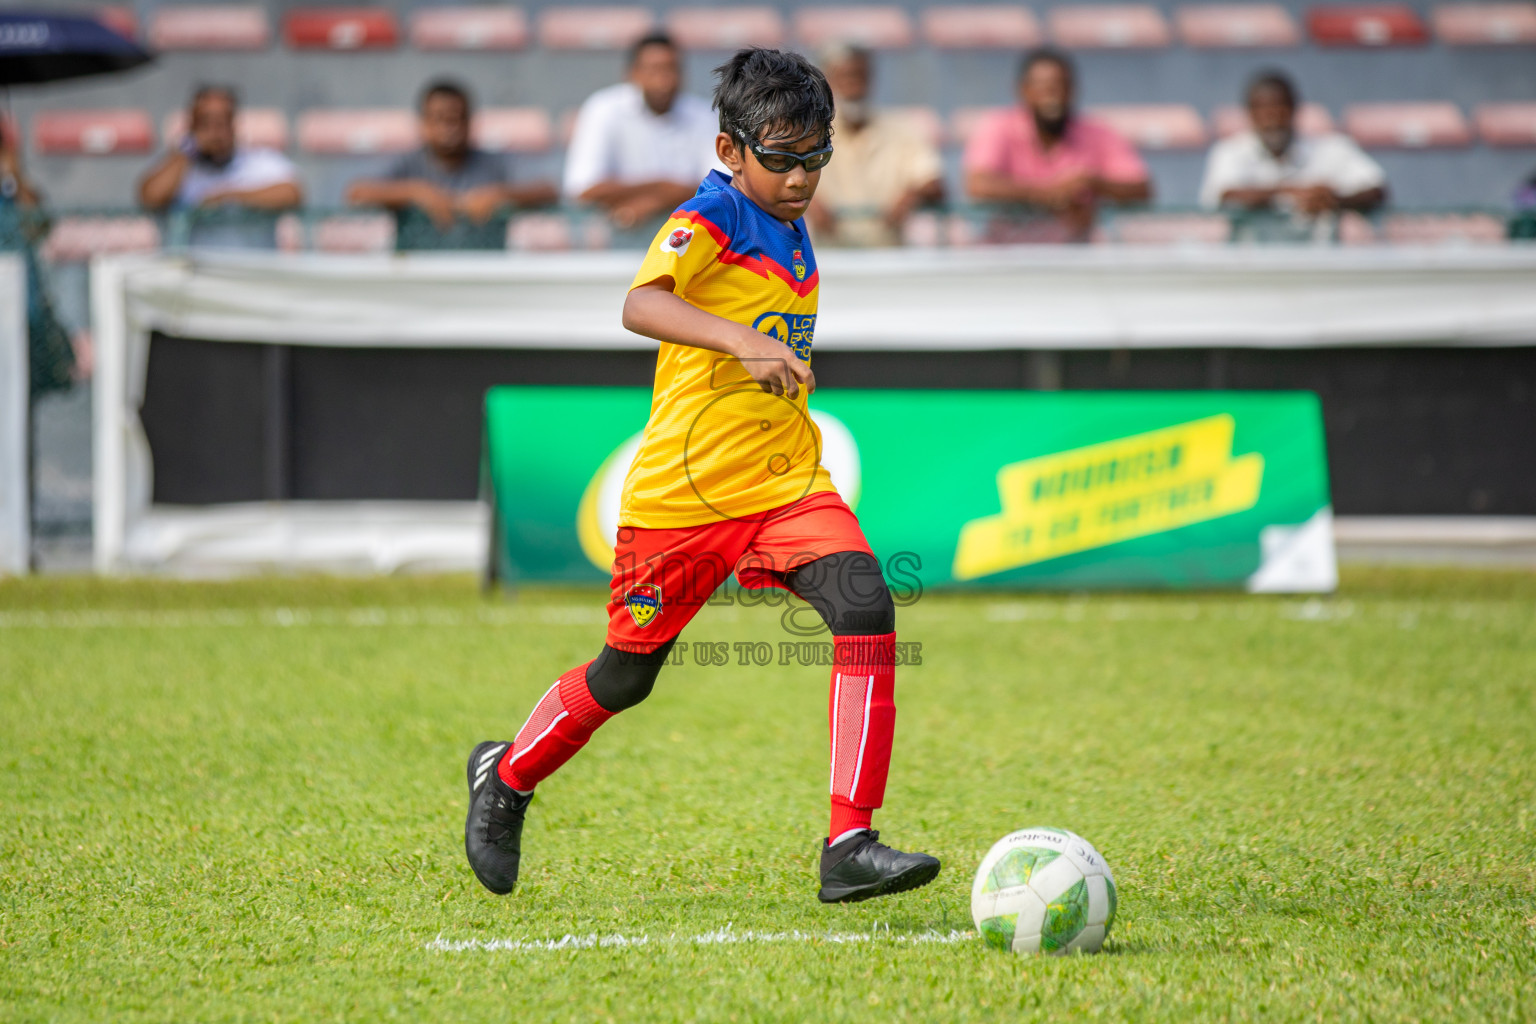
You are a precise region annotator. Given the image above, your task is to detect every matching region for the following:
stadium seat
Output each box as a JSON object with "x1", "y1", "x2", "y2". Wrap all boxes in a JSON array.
[
  {"x1": 948, "y1": 106, "x2": 1008, "y2": 147},
  {"x1": 40, "y1": 216, "x2": 159, "y2": 263},
  {"x1": 537, "y1": 7, "x2": 655, "y2": 49},
  {"x1": 1307, "y1": 5, "x2": 1428, "y2": 46},
  {"x1": 95, "y1": 6, "x2": 139, "y2": 40},
  {"x1": 793, "y1": 7, "x2": 916, "y2": 48},
  {"x1": 1047, "y1": 5, "x2": 1171, "y2": 48},
  {"x1": 920, "y1": 5, "x2": 1043, "y2": 48},
  {"x1": 1176, "y1": 4, "x2": 1300, "y2": 47},
  {"x1": 665, "y1": 7, "x2": 785, "y2": 48},
  {"x1": 885, "y1": 106, "x2": 945, "y2": 147},
  {"x1": 472, "y1": 108, "x2": 554, "y2": 153},
  {"x1": 1345, "y1": 102, "x2": 1472, "y2": 148},
  {"x1": 1433, "y1": 2, "x2": 1536, "y2": 44},
  {"x1": 508, "y1": 213, "x2": 575, "y2": 251},
  {"x1": 163, "y1": 108, "x2": 289, "y2": 151},
  {"x1": 296, "y1": 110, "x2": 416, "y2": 155},
  {"x1": 148, "y1": 5, "x2": 269, "y2": 50},
  {"x1": 33, "y1": 109, "x2": 153, "y2": 156},
  {"x1": 410, "y1": 7, "x2": 529, "y2": 50},
  {"x1": 314, "y1": 214, "x2": 395, "y2": 253},
  {"x1": 1475, "y1": 102, "x2": 1536, "y2": 145},
  {"x1": 1088, "y1": 105, "x2": 1207, "y2": 149},
  {"x1": 1101, "y1": 213, "x2": 1231, "y2": 244},
  {"x1": 283, "y1": 8, "x2": 399, "y2": 50},
  {"x1": 1382, "y1": 213, "x2": 1508, "y2": 244},
  {"x1": 1211, "y1": 103, "x2": 1336, "y2": 137}
]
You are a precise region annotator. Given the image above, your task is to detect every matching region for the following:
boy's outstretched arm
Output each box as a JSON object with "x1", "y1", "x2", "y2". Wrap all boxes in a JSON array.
[{"x1": 623, "y1": 280, "x2": 816, "y2": 399}]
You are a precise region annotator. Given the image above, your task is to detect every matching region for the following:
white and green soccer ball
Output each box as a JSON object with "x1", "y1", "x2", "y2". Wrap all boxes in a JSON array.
[{"x1": 971, "y1": 826, "x2": 1117, "y2": 955}]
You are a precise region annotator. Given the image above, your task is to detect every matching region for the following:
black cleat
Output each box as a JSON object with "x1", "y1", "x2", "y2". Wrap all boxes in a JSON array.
[
  {"x1": 464, "y1": 741, "x2": 530, "y2": 895},
  {"x1": 817, "y1": 829, "x2": 941, "y2": 904}
]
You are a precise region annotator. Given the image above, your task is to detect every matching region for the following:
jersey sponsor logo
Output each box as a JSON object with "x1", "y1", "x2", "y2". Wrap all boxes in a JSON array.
[
  {"x1": 623, "y1": 583, "x2": 663, "y2": 628},
  {"x1": 752, "y1": 311, "x2": 815, "y2": 364},
  {"x1": 660, "y1": 227, "x2": 693, "y2": 256},
  {"x1": 792, "y1": 248, "x2": 807, "y2": 281}
]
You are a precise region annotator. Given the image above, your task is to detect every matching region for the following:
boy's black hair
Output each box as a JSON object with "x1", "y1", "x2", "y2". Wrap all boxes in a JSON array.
[
  {"x1": 1017, "y1": 46, "x2": 1074, "y2": 86},
  {"x1": 419, "y1": 78, "x2": 472, "y2": 115},
  {"x1": 712, "y1": 47, "x2": 835, "y2": 146},
  {"x1": 1246, "y1": 68, "x2": 1299, "y2": 109},
  {"x1": 190, "y1": 83, "x2": 239, "y2": 114},
  {"x1": 628, "y1": 31, "x2": 677, "y2": 66}
]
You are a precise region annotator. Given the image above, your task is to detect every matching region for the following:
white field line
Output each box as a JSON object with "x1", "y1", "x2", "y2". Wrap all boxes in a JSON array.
[
  {"x1": 427, "y1": 923, "x2": 975, "y2": 954},
  {"x1": 0, "y1": 606, "x2": 607, "y2": 630}
]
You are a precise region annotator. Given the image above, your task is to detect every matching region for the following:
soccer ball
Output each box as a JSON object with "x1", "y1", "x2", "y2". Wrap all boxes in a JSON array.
[{"x1": 971, "y1": 826, "x2": 1117, "y2": 955}]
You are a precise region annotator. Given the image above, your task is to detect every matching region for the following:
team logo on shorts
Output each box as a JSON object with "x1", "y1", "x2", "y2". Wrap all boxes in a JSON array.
[
  {"x1": 623, "y1": 583, "x2": 663, "y2": 628},
  {"x1": 661, "y1": 227, "x2": 693, "y2": 256},
  {"x1": 791, "y1": 248, "x2": 807, "y2": 281}
]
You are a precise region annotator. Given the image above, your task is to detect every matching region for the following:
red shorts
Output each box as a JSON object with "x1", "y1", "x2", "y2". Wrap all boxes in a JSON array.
[{"x1": 604, "y1": 490, "x2": 873, "y2": 652}]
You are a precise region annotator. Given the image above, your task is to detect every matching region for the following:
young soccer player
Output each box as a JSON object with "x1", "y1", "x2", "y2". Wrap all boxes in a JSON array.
[{"x1": 464, "y1": 48, "x2": 940, "y2": 904}]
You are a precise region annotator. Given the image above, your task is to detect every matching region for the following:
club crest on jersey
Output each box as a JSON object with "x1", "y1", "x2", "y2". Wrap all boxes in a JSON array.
[
  {"x1": 660, "y1": 227, "x2": 693, "y2": 256},
  {"x1": 792, "y1": 249, "x2": 807, "y2": 281},
  {"x1": 623, "y1": 584, "x2": 663, "y2": 628}
]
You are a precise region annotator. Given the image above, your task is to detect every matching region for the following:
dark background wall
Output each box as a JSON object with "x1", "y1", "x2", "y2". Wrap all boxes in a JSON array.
[{"x1": 139, "y1": 334, "x2": 1536, "y2": 514}]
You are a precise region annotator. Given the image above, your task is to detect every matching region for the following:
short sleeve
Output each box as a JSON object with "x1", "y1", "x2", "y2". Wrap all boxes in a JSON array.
[
  {"x1": 1092, "y1": 123, "x2": 1148, "y2": 184},
  {"x1": 1198, "y1": 137, "x2": 1244, "y2": 209},
  {"x1": 962, "y1": 110, "x2": 1013, "y2": 176},
  {"x1": 563, "y1": 91, "x2": 615, "y2": 199},
  {"x1": 629, "y1": 192, "x2": 735, "y2": 295},
  {"x1": 1321, "y1": 136, "x2": 1385, "y2": 196}
]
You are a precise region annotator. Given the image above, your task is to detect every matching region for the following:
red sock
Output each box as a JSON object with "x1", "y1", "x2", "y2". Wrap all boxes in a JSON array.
[
  {"x1": 497, "y1": 661, "x2": 614, "y2": 791},
  {"x1": 828, "y1": 633, "x2": 896, "y2": 840}
]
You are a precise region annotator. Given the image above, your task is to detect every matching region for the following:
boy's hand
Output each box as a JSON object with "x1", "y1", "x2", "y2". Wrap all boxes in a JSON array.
[{"x1": 730, "y1": 329, "x2": 816, "y2": 399}]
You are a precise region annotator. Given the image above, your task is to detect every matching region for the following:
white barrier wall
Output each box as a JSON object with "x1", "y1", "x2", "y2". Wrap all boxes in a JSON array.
[
  {"x1": 0, "y1": 254, "x2": 28, "y2": 575},
  {"x1": 92, "y1": 247, "x2": 1536, "y2": 576}
]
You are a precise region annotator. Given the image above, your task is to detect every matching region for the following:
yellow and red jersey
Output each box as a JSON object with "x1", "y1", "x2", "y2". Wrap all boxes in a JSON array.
[{"x1": 621, "y1": 170, "x2": 837, "y2": 528}]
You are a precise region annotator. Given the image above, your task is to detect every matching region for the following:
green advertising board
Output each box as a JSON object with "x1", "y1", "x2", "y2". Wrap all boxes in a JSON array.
[{"x1": 483, "y1": 387, "x2": 1335, "y2": 592}]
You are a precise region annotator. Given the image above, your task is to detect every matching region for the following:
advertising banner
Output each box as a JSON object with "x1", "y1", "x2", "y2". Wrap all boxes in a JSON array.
[{"x1": 484, "y1": 387, "x2": 1335, "y2": 592}]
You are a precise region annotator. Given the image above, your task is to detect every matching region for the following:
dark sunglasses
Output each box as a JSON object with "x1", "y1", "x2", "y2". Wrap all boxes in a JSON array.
[{"x1": 737, "y1": 133, "x2": 834, "y2": 173}]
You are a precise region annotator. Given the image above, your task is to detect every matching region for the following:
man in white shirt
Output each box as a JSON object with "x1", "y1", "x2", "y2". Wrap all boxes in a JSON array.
[
  {"x1": 562, "y1": 32, "x2": 722, "y2": 229},
  {"x1": 1200, "y1": 70, "x2": 1386, "y2": 222},
  {"x1": 138, "y1": 85, "x2": 302, "y2": 249}
]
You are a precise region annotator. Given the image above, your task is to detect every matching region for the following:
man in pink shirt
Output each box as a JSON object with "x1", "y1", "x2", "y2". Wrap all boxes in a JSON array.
[{"x1": 964, "y1": 49, "x2": 1152, "y2": 241}]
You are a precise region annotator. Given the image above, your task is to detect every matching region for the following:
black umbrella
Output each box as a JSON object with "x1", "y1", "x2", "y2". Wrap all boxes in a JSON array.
[{"x1": 0, "y1": 12, "x2": 152, "y2": 86}]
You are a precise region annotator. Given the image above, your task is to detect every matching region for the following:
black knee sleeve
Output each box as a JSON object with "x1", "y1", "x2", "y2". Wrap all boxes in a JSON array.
[
  {"x1": 786, "y1": 550, "x2": 896, "y2": 636},
  {"x1": 585, "y1": 639, "x2": 675, "y2": 713}
]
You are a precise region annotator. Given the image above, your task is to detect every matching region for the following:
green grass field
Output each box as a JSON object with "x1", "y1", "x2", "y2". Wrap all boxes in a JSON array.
[{"x1": 2, "y1": 569, "x2": 1533, "y2": 1022}]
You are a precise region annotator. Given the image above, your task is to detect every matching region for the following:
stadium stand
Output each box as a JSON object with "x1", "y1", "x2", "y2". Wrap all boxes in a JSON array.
[
  {"x1": 920, "y1": 6, "x2": 1044, "y2": 48},
  {"x1": 1475, "y1": 102, "x2": 1536, "y2": 146},
  {"x1": 1175, "y1": 4, "x2": 1301, "y2": 47},
  {"x1": 408, "y1": 7, "x2": 529, "y2": 51},
  {"x1": 793, "y1": 6, "x2": 917, "y2": 48},
  {"x1": 1047, "y1": 5, "x2": 1172, "y2": 48},
  {"x1": 94, "y1": 5, "x2": 140, "y2": 40},
  {"x1": 1345, "y1": 102, "x2": 1474, "y2": 148},
  {"x1": 1307, "y1": 4, "x2": 1429, "y2": 46},
  {"x1": 1091, "y1": 104, "x2": 1209, "y2": 150},
  {"x1": 1381, "y1": 211, "x2": 1508, "y2": 242},
  {"x1": 33, "y1": 110, "x2": 154, "y2": 156},
  {"x1": 1212, "y1": 103, "x2": 1337, "y2": 137},
  {"x1": 283, "y1": 8, "x2": 399, "y2": 50},
  {"x1": 162, "y1": 108, "x2": 289, "y2": 151},
  {"x1": 472, "y1": 108, "x2": 555, "y2": 154},
  {"x1": 312, "y1": 213, "x2": 395, "y2": 253},
  {"x1": 664, "y1": 7, "x2": 786, "y2": 49},
  {"x1": 1432, "y1": 2, "x2": 1536, "y2": 44},
  {"x1": 1096, "y1": 211, "x2": 1231, "y2": 242},
  {"x1": 147, "y1": 5, "x2": 270, "y2": 51},
  {"x1": 296, "y1": 109, "x2": 415, "y2": 155},
  {"x1": 887, "y1": 105, "x2": 946, "y2": 147},
  {"x1": 536, "y1": 6, "x2": 655, "y2": 49},
  {"x1": 38, "y1": 215, "x2": 159, "y2": 262}
]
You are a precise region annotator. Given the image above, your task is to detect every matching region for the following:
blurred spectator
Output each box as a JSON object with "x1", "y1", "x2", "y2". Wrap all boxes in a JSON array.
[
  {"x1": 563, "y1": 32, "x2": 721, "y2": 230},
  {"x1": 1200, "y1": 70, "x2": 1386, "y2": 238},
  {"x1": 808, "y1": 43, "x2": 944, "y2": 248},
  {"x1": 138, "y1": 85, "x2": 301, "y2": 249},
  {"x1": 1, "y1": 124, "x2": 84, "y2": 392},
  {"x1": 348, "y1": 80, "x2": 556, "y2": 251},
  {"x1": 964, "y1": 48, "x2": 1151, "y2": 242}
]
